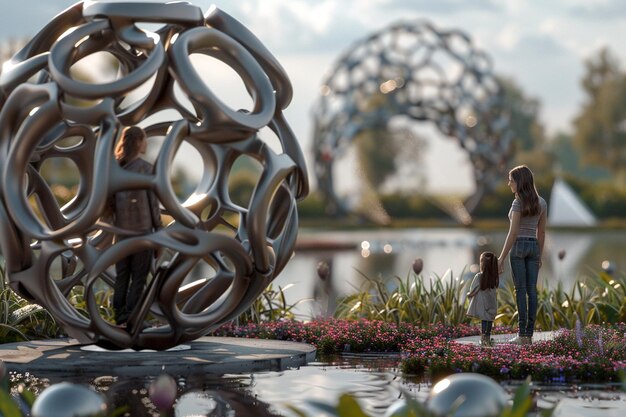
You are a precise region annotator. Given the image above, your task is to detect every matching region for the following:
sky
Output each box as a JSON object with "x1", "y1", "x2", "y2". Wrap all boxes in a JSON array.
[{"x1": 2, "y1": 0, "x2": 626, "y2": 193}]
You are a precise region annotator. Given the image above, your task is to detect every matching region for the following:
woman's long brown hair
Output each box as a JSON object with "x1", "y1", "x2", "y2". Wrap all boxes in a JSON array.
[
  {"x1": 114, "y1": 126, "x2": 145, "y2": 166},
  {"x1": 479, "y1": 251, "x2": 499, "y2": 290},
  {"x1": 510, "y1": 164, "x2": 540, "y2": 217}
]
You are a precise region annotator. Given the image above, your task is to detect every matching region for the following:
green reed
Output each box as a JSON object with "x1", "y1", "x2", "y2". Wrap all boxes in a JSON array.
[
  {"x1": 235, "y1": 283, "x2": 309, "y2": 324},
  {"x1": 334, "y1": 266, "x2": 626, "y2": 330},
  {"x1": 334, "y1": 268, "x2": 472, "y2": 327},
  {"x1": 0, "y1": 262, "x2": 60, "y2": 343}
]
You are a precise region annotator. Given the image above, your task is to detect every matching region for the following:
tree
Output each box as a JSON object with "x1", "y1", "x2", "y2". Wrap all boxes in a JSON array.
[
  {"x1": 551, "y1": 132, "x2": 610, "y2": 181},
  {"x1": 354, "y1": 123, "x2": 428, "y2": 192},
  {"x1": 354, "y1": 127, "x2": 398, "y2": 192},
  {"x1": 573, "y1": 47, "x2": 626, "y2": 187},
  {"x1": 580, "y1": 48, "x2": 621, "y2": 101},
  {"x1": 352, "y1": 114, "x2": 428, "y2": 224}
]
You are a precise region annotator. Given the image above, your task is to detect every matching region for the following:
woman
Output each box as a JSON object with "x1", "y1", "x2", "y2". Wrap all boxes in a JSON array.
[
  {"x1": 498, "y1": 165, "x2": 547, "y2": 345},
  {"x1": 111, "y1": 126, "x2": 162, "y2": 326}
]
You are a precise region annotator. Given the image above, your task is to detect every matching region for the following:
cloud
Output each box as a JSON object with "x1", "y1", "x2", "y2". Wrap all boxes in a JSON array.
[
  {"x1": 2, "y1": 0, "x2": 624, "y2": 139},
  {"x1": 490, "y1": 33, "x2": 582, "y2": 133},
  {"x1": 492, "y1": 33, "x2": 572, "y2": 91},
  {"x1": 381, "y1": 0, "x2": 501, "y2": 14},
  {"x1": 0, "y1": 0, "x2": 497, "y2": 56},
  {"x1": 223, "y1": 0, "x2": 373, "y2": 54},
  {"x1": 0, "y1": 2, "x2": 61, "y2": 40},
  {"x1": 219, "y1": 0, "x2": 502, "y2": 55},
  {"x1": 570, "y1": 0, "x2": 626, "y2": 19},
  {"x1": 510, "y1": 33, "x2": 568, "y2": 59},
  {"x1": 1, "y1": 0, "x2": 218, "y2": 40}
]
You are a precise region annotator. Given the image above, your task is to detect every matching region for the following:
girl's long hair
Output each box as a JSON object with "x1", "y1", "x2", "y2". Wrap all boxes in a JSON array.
[
  {"x1": 510, "y1": 164, "x2": 540, "y2": 217},
  {"x1": 114, "y1": 126, "x2": 145, "y2": 166},
  {"x1": 479, "y1": 251, "x2": 499, "y2": 290}
]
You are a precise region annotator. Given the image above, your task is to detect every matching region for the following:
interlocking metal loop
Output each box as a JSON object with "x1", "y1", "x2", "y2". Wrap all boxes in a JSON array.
[
  {"x1": 312, "y1": 20, "x2": 512, "y2": 220},
  {"x1": 0, "y1": 1, "x2": 308, "y2": 350}
]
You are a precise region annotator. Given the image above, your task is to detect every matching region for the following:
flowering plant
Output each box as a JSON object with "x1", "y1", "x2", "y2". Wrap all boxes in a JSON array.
[
  {"x1": 215, "y1": 319, "x2": 626, "y2": 383},
  {"x1": 402, "y1": 323, "x2": 626, "y2": 382},
  {"x1": 213, "y1": 318, "x2": 477, "y2": 354}
]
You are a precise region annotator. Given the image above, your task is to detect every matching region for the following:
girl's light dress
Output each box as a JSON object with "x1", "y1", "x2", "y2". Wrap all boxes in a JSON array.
[{"x1": 467, "y1": 272, "x2": 497, "y2": 321}]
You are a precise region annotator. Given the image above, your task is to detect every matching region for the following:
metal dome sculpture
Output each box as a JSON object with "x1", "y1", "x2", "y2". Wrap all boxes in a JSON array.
[
  {"x1": 312, "y1": 20, "x2": 513, "y2": 221},
  {"x1": 0, "y1": 1, "x2": 308, "y2": 350}
]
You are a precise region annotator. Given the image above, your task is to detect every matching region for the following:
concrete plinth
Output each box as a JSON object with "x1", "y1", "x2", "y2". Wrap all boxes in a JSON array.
[{"x1": 1, "y1": 337, "x2": 316, "y2": 377}]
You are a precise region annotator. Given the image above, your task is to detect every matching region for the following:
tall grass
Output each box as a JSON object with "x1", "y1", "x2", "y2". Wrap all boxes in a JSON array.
[
  {"x1": 235, "y1": 283, "x2": 310, "y2": 324},
  {"x1": 335, "y1": 266, "x2": 626, "y2": 330},
  {"x1": 587, "y1": 269, "x2": 626, "y2": 322},
  {"x1": 69, "y1": 286, "x2": 117, "y2": 324},
  {"x1": 496, "y1": 279, "x2": 605, "y2": 330},
  {"x1": 0, "y1": 262, "x2": 60, "y2": 343},
  {"x1": 334, "y1": 268, "x2": 472, "y2": 326}
]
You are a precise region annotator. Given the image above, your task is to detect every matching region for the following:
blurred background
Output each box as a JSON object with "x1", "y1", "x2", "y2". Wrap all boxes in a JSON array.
[{"x1": 3, "y1": 0, "x2": 626, "y2": 318}]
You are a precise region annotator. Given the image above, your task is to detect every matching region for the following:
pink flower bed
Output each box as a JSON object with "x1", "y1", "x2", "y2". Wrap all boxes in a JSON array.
[
  {"x1": 212, "y1": 320, "x2": 626, "y2": 382},
  {"x1": 402, "y1": 323, "x2": 626, "y2": 382},
  {"x1": 213, "y1": 318, "x2": 478, "y2": 354}
]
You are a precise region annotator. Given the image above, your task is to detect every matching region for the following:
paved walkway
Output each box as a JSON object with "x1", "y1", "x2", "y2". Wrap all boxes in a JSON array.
[
  {"x1": 454, "y1": 330, "x2": 562, "y2": 345},
  {"x1": 0, "y1": 337, "x2": 316, "y2": 378}
]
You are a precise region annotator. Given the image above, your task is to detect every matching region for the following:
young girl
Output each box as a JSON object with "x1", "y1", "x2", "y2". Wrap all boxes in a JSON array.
[{"x1": 467, "y1": 251, "x2": 499, "y2": 346}]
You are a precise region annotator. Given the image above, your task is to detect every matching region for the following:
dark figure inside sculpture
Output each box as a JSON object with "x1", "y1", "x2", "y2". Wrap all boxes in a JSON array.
[{"x1": 110, "y1": 126, "x2": 162, "y2": 327}]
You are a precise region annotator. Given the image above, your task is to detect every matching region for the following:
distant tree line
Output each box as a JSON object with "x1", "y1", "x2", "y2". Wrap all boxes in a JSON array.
[
  {"x1": 298, "y1": 172, "x2": 626, "y2": 222},
  {"x1": 299, "y1": 46, "x2": 626, "y2": 223}
]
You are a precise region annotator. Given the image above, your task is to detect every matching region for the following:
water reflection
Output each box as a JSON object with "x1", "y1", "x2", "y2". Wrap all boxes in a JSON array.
[
  {"x1": 269, "y1": 228, "x2": 626, "y2": 319},
  {"x1": 12, "y1": 372, "x2": 278, "y2": 417},
  {"x1": 536, "y1": 384, "x2": 626, "y2": 417},
  {"x1": 248, "y1": 355, "x2": 404, "y2": 416},
  {"x1": 12, "y1": 356, "x2": 626, "y2": 416}
]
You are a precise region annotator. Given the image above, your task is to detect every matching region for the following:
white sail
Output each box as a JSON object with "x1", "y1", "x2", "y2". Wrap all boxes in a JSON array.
[{"x1": 548, "y1": 179, "x2": 597, "y2": 227}]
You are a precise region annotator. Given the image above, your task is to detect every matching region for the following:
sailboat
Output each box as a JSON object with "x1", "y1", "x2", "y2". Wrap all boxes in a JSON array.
[{"x1": 548, "y1": 179, "x2": 597, "y2": 227}]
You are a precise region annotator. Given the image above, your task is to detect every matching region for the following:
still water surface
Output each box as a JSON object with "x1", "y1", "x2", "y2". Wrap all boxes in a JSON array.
[
  {"x1": 274, "y1": 228, "x2": 626, "y2": 318},
  {"x1": 14, "y1": 354, "x2": 626, "y2": 416}
]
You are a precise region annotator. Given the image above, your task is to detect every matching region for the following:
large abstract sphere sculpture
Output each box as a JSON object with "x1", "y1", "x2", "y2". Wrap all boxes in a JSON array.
[
  {"x1": 313, "y1": 21, "x2": 513, "y2": 221},
  {"x1": 0, "y1": 1, "x2": 308, "y2": 349}
]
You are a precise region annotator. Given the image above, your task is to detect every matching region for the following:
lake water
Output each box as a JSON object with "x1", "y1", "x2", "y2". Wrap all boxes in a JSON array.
[
  {"x1": 275, "y1": 227, "x2": 626, "y2": 318},
  {"x1": 13, "y1": 354, "x2": 626, "y2": 416}
]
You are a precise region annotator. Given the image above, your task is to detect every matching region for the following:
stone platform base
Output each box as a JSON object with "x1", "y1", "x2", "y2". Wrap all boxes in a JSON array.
[{"x1": 1, "y1": 337, "x2": 316, "y2": 377}]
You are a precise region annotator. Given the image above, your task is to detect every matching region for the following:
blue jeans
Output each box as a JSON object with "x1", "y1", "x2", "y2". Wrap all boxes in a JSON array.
[
  {"x1": 481, "y1": 320, "x2": 493, "y2": 336},
  {"x1": 510, "y1": 237, "x2": 540, "y2": 337}
]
